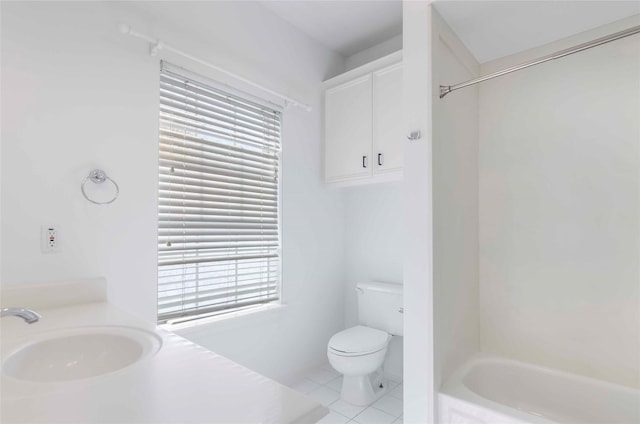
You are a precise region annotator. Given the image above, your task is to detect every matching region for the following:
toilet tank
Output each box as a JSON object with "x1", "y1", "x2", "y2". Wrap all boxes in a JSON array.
[{"x1": 357, "y1": 281, "x2": 403, "y2": 336}]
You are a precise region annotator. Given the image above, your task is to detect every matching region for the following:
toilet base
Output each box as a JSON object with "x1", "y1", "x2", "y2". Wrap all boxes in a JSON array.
[{"x1": 340, "y1": 368, "x2": 387, "y2": 406}]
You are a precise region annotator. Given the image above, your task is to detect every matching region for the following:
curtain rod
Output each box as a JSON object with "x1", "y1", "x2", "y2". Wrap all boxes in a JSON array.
[
  {"x1": 119, "y1": 23, "x2": 312, "y2": 112},
  {"x1": 439, "y1": 24, "x2": 640, "y2": 99}
]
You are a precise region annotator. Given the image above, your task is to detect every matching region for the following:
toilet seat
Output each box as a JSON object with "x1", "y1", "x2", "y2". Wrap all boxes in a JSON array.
[{"x1": 328, "y1": 325, "x2": 390, "y2": 357}]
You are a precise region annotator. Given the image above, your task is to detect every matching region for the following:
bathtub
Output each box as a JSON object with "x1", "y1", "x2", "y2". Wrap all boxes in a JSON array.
[{"x1": 439, "y1": 355, "x2": 640, "y2": 424}]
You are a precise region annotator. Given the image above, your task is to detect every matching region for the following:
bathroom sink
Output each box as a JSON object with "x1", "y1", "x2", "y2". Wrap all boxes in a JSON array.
[{"x1": 2, "y1": 326, "x2": 162, "y2": 382}]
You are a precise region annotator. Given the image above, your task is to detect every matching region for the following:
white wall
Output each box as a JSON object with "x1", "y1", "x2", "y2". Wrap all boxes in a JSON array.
[
  {"x1": 2, "y1": 1, "x2": 159, "y2": 322},
  {"x1": 402, "y1": 2, "x2": 436, "y2": 422},
  {"x1": 343, "y1": 182, "x2": 404, "y2": 379},
  {"x1": 345, "y1": 34, "x2": 403, "y2": 72},
  {"x1": 1, "y1": 1, "x2": 347, "y2": 383},
  {"x1": 478, "y1": 15, "x2": 640, "y2": 388},
  {"x1": 340, "y1": 35, "x2": 406, "y2": 381},
  {"x1": 333, "y1": 26, "x2": 406, "y2": 386},
  {"x1": 431, "y1": 8, "x2": 480, "y2": 390}
]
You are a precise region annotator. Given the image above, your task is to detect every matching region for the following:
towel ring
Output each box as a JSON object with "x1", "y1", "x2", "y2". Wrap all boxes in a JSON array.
[{"x1": 81, "y1": 169, "x2": 119, "y2": 205}]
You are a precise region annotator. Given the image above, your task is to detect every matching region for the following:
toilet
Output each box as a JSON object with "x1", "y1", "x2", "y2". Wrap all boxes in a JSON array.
[{"x1": 327, "y1": 281, "x2": 403, "y2": 406}]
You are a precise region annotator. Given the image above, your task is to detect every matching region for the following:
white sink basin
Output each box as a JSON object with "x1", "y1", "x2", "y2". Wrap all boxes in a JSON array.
[{"x1": 2, "y1": 326, "x2": 162, "y2": 382}]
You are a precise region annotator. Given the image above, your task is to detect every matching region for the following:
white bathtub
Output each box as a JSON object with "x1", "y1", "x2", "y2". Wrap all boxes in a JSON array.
[{"x1": 439, "y1": 355, "x2": 640, "y2": 424}]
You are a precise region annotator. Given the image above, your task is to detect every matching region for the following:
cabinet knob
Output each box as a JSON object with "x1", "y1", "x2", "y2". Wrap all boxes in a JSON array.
[
  {"x1": 362, "y1": 155, "x2": 368, "y2": 168},
  {"x1": 378, "y1": 153, "x2": 384, "y2": 166}
]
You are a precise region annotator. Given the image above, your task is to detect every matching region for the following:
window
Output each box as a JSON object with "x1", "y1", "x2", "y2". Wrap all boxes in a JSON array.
[{"x1": 157, "y1": 62, "x2": 281, "y2": 324}]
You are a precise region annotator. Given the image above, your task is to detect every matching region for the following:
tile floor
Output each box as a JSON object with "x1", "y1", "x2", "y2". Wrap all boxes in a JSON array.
[{"x1": 289, "y1": 364, "x2": 403, "y2": 424}]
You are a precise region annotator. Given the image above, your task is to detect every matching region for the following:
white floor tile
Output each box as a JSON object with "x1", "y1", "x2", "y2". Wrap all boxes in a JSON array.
[
  {"x1": 329, "y1": 399, "x2": 367, "y2": 419},
  {"x1": 392, "y1": 416, "x2": 403, "y2": 424},
  {"x1": 326, "y1": 376, "x2": 343, "y2": 392},
  {"x1": 388, "y1": 384, "x2": 403, "y2": 400},
  {"x1": 353, "y1": 406, "x2": 397, "y2": 424},
  {"x1": 306, "y1": 368, "x2": 342, "y2": 385},
  {"x1": 316, "y1": 411, "x2": 351, "y2": 424},
  {"x1": 308, "y1": 386, "x2": 341, "y2": 406},
  {"x1": 290, "y1": 378, "x2": 321, "y2": 394},
  {"x1": 372, "y1": 395, "x2": 403, "y2": 417}
]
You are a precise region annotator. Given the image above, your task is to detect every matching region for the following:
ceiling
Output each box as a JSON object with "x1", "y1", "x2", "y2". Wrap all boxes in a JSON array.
[
  {"x1": 259, "y1": 0, "x2": 402, "y2": 57},
  {"x1": 260, "y1": 0, "x2": 639, "y2": 64},
  {"x1": 435, "y1": 1, "x2": 640, "y2": 63}
]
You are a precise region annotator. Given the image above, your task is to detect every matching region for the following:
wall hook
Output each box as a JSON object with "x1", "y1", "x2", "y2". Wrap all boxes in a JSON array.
[{"x1": 407, "y1": 130, "x2": 422, "y2": 141}]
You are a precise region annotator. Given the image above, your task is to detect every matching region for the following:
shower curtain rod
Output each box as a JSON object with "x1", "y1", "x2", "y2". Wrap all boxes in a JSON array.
[
  {"x1": 439, "y1": 24, "x2": 640, "y2": 99},
  {"x1": 118, "y1": 23, "x2": 312, "y2": 112}
]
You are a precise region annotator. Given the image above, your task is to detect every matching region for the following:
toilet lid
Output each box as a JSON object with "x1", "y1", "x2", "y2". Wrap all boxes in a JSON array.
[{"x1": 328, "y1": 325, "x2": 390, "y2": 355}]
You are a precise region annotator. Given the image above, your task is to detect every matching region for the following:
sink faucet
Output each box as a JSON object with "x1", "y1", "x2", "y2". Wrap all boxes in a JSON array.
[{"x1": 1, "y1": 307, "x2": 41, "y2": 324}]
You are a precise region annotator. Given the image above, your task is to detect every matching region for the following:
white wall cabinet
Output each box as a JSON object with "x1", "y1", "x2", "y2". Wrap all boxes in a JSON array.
[
  {"x1": 324, "y1": 75, "x2": 372, "y2": 181},
  {"x1": 323, "y1": 52, "x2": 403, "y2": 185},
  {"x1": 372, "y1": 62, "x2": 403, "y2": 176}
]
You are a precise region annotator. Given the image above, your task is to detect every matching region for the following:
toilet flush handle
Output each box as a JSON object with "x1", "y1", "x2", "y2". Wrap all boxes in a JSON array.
[{"x1": 398, "y1": 307, "x2": 404, "y2": 314}]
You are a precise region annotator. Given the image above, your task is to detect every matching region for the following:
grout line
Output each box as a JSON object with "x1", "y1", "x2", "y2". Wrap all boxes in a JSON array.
[{"x1": 370, "y1": 405, "x2": 402, "y2": 418}]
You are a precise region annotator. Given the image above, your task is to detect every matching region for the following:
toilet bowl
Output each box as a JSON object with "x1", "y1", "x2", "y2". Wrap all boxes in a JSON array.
[
  {"x1": 327, "y1": 281, "x2": 403, "y2": 406},
  {"x1": 327, "y1": 325, "x2": 391, "y2": 406}
]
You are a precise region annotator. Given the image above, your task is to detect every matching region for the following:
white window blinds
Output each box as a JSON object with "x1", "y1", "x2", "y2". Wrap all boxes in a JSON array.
[{"x1": 158, "y1": 63, "x2": 281, "y2": 324}]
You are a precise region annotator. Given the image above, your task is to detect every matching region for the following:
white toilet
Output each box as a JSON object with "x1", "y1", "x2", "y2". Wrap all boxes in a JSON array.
[{"x1": 327, "y1": 281, "x2": 403, "y2": 406}]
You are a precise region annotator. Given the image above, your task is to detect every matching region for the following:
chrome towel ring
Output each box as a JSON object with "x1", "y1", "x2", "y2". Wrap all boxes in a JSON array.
[{"x1": 81, "y1": 169, "x2": 119, "y2": 205}]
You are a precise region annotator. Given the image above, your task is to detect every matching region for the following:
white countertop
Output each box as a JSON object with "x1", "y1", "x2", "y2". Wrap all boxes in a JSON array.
[{"x1": 1, "y1": 302, "x2": 327, "y2": 424}]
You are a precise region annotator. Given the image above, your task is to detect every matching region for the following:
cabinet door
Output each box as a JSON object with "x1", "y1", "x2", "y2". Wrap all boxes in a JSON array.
[
  {"x1": 324, "y1": 75, "x2": 372, "y2": 182},
  {"x1": 372, "y1": 63, "x2": 403, "y2": 175}
]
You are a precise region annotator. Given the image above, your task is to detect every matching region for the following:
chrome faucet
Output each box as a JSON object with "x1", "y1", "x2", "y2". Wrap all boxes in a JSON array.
[{"x1": 1, "y1": 307, "x2": 41, "y2": 324}]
